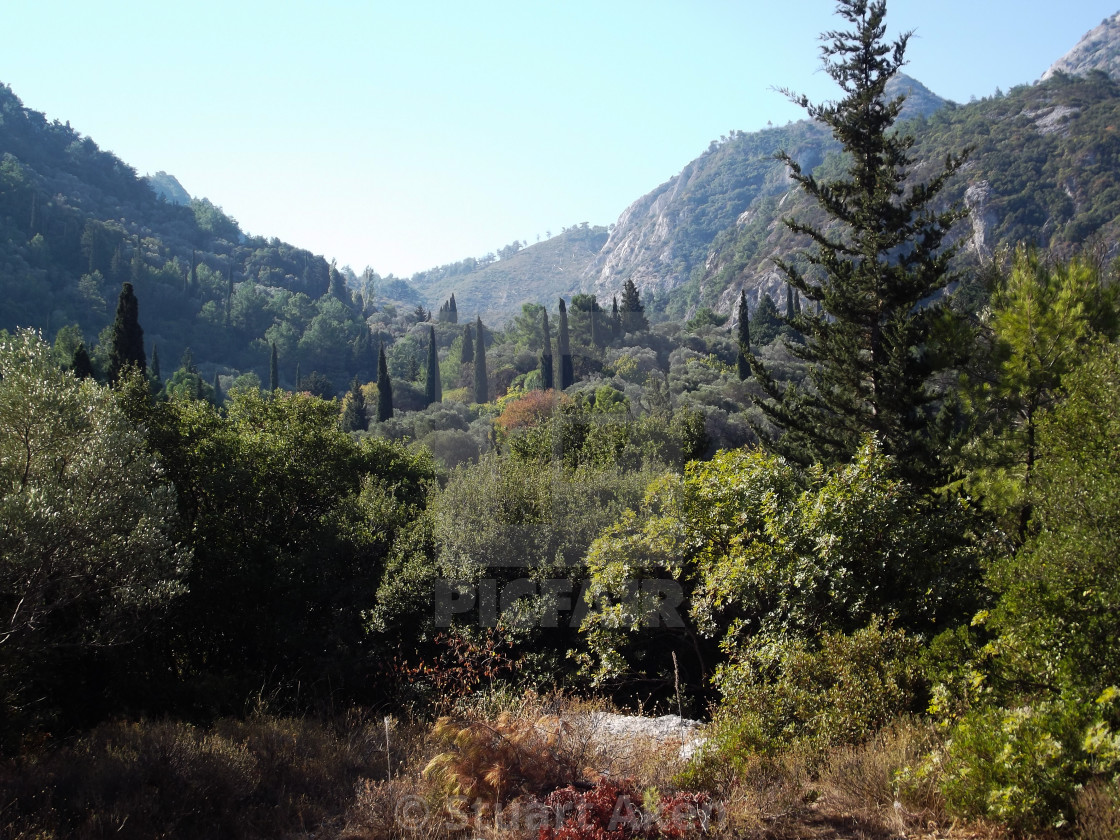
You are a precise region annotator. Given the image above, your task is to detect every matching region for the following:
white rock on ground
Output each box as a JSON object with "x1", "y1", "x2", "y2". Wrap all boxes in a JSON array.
[{"x1": 584, "y1": 712, "x2": 706, "y2": 762}]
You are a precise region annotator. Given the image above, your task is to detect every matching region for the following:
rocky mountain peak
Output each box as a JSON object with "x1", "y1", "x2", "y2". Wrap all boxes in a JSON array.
[{"x1": 1042, "y1": 11, "x2": 1120, "y2": 81}]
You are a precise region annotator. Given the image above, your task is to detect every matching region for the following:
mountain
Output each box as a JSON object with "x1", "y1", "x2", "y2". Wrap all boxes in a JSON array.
[
  {"x1": 409, "y1": 224, "x2": 608, "y2": 324},
  {"x1": 0, "y1": 82, "x2": 421, "y2": 394},
  {"x1": 1042, "y1": 12, "x2": 1120, "y2": 81}
]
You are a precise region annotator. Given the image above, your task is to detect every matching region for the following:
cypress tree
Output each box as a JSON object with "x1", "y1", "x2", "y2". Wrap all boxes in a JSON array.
[
  {"x1": 425, "y1": 325, "x2": 441, "y2": 406},
  {"x1": 376, "y1": 345, "x2": 393, "y2": 421},
  {"x1": 296, "y1": 362, "x2": 302, "y2": 390},
  {"x1": 558, "y1": 299, "x2": 573, "y2": 389},
  {"x1": 71, "y1": 344, "x2": 94, "y2": 380},
  {"x1": 270, "y1": 342, "x2": 279, "y2": 391},
  {"x1": 619, "y1": 279, "x2": 649, "y2": 332},
  {"x1": 785, "y1": 284, "x2": 796, "y2": 321},
  {"x1": 343, "y1": 376, "x2": 368, "y2": 431},
  {"x1": 212, "y1": 372, "x2": 223, "y2": 405},
  {"x1": 736, "y1": 291, "x2": 751, "y2": 381},
  {"x1": 108, "y1": 282, "x2": 146, "y2": 384},
  {"x1": 460, "y1": 324, "x2": 474, "y2": 364},
  {"x1": 748, "y1": 0, "x2": 968, "y2": 486},
  {"x1": 449, "y1": 293, "x2": 458, "y2": 324},
  {"x1": 540, "y1": 310, "x2": 554, "y2": 390},
  {"x1": 151, "y1": 343, "x2": 161, "y2": 382},
  {"x1": 473, "y1": 317, "x2": 488, "y2": 403},
  {"x1": 611, "y1": 296, "x2": 621, "y2": 340}
]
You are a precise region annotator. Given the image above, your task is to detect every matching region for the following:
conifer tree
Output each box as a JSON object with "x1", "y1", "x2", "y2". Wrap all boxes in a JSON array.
[
  {"x1": 151, "y1": 344, "x2": 161, "y2": 382},
  {"x1": 270, "y1": 342, "x2": 279, "y2": 391},
  {"x1": 376, "y1": 345, "x2": 393, "y2": 421},
  {"x1": 71, "y1": 344, "x2": 94, "y2": 380},
  {"x1": 748, "y1": 0, "x2": 968, "y2": 486},
  {"x1": 619, "y1": 279, "x2": 649, "y2": 332},
  {"x1": 328, "y1": 262, "x2": 350, "y2": 304},
  {"x1": 750, "y1": 293, "x2": 782, "y2": 346},
  {"x1": 558, "y1": 298, "x2": 573, "y2": 389},
  {"x1": 425, "y1": 325, "x2": 442, "y2": 406},
  {"x1": 473, "y1": 317, "x2": 488, "y2": 403},
  {"x1": 611, "y1": 296, "x2": 622, "y2": 340},
  {"x1": 449, "y1": 293, "x2": 458, "y2": 324},
  {"x1": 540, "y1": 310, "x2": 554, "y2": 390},
  {"x1": 108, "y1": 282, "x2": 146, "y2": 384},
  {"x1": 460, "y1": 324, "x2": 474, "y2": 364},
  {"x1": 736, "y1": 291, "x2": 751, "y2": 381},
  {"x1": 343, "y1": 376, "x2": 368, "y2": 431},
  {"x1": 295, "y1": 362, "x2": 302, "y2": 390},
  {"x1": 212, "y1": 372, "x2": 223, "y2": 405}
]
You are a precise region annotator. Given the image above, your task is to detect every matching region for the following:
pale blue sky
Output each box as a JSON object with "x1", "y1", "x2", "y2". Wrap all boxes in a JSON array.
[{"x1": 4, "y1": 1, "x2": 1116, "y2": 276}]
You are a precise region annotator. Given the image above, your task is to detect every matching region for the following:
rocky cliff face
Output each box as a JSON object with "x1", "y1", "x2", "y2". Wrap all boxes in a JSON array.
[
  {"x1": 579, "y1": 75, "x2": 946, "y2": 310},
  {"x1": 1042, "y1": 12, "x2": 1120, "y2": 81}
]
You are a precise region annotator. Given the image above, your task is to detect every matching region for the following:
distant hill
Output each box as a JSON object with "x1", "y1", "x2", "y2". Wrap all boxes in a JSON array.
[{"x1": 409, "y1": 224, "x2": 608, "y2": 324}]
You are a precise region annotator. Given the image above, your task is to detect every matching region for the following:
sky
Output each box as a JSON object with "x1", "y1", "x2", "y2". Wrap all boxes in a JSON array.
[{"x1": 4, "y1": 1, "x2": 1117, "y2": 278}]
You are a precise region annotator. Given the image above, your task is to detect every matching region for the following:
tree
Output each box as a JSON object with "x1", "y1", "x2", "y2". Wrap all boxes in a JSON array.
[
  {"x1": 449, "y1": 293, "x2": 458, "y2": 324},
  {"x1": 460, "y1": 325, "x2": 474, "y2": 365},
  {"x1": 342, "y1": 376, "x2": 368, "y2": 431},
  {"x1": 107, "y1": 282, "x2": 146, "y2": 384},
  {"x1": 736, "y1": 291, "x2": 751, "y2": 381},
  {"x1": 749, "y1": 0, "x2": 968, "y2": 486},
  {"x1": 377, "y1": 345, "x2": 393, "y2": 421},
  {"x1": 473, "y1": 317, "x2": 488, "y2": 404},
  {"x1": 611, "y1": 296, "x2": 622, "y2": 340},
  {"x1": 619, "y1": 279, "x2": 649, "y2": 332},
  {"x1": 425, "y1": 325, "x2": 442, "y2": 406},
  {"x1": 558, "y1": 299, "x2": 573, "y2": 389},
  {"x1": 270, "y1": 341, "x2": 279, "y2": 391},
  {"x1": 150, "y1": 344, "x2": 161, "y2": 383},
  {"x1": 540, "y1": 310, "x2": 554, "y2": 390},
  {"x1": 71, "y1": 343, "x2": 94, "y2": 380},
  {"x1": 211, "y1": 372, "x2": 223, "y2": 406},
  {"x1": 749, "y1": 293, "x2": 783, "y2": 346},
  {"x1": 0, "y1": 330, "x2": 187, "y2": 722},
  {"x1": 328, "y1": 262, "x2": 350, "y2": 304}
]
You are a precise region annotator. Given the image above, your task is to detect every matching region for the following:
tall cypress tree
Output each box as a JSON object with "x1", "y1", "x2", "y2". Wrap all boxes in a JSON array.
[
  {"x1": 736, "y1": 290, "x2": 752, "y2": 381},
  {"x1": 748, "y1": 0, "x2": 968, "y2": 486},
  {"x1": 449, "y1": 293, "x2": 458, "y2": 324},
  {"x1": 558, "y1": 298, "x2": 573, "y2": 390},
  {"x1": 460, "y1": 324, "x2": 474, "y2": 364},
  {"x1": 540, "y1": 310, "x2": 554, "y2": 390},
  {"x1": 473, "y1": 317, "x2": 488, "y2": 403},
  {"x1": 376, "y1": 345, "x2": 393, "y2": 421},
  {"x1": 425, "y1": 325, "x2": 441, "y2": 406},
  {"x1": 611, "y1": 296, "x2": 622, "y2": 340},
  {"x1": 270, "y1": 342, "x2": 279, "y2": 391},
  {"x1": 108, "y1": 282, "x2": 146, "y2": 384},
  {"x1": 151, "y1": 343, "x2": 162, "y2": 382},
  {"x1": 212, "y1": 372, "x2": 223, "y2": 405}
]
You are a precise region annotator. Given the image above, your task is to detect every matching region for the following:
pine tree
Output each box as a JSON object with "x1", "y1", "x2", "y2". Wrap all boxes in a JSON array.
[
  {"x1": 736, "y1": 290, "x2": 751, "y2": 381},
  {"x1": 376, "y1": 345, "x2": 393, "y2": 421},
  {"x1": 540, "y1": 310, "x2": 554, "y2": 390},
  {"x1": 473, "y1": 317, "x2": 488, "y2": 403},
  {"x1": 558, "y1": 298, "x2": 573, "y2": 389},
  {"x1": 71, "y1": 344, "x2": 94, "y2": 380},
  {"x1": 343, "y1": 376, "x2": 368, "y2": 431},
  {"x1": 108, "y1": 282, "x2": 146, "y2": 384},
  {"x1": 748, "y1": 0, "x2": 968, "y2": 486},
  {"x1": 270, "y1": 342, "x2": 279, "y2": 391},
  {"x1": 619, "y1": 279, "x2": 649, "y2": 333},
  {"x1": 425, "y1": 325, "x2": 441, "y2": 406},
  {"x1": 460, "y1": 324, "x2": 474, "y2": 364},
  {"x1": 750, "y1": 293, "x2": 782, "y2": 346}
]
